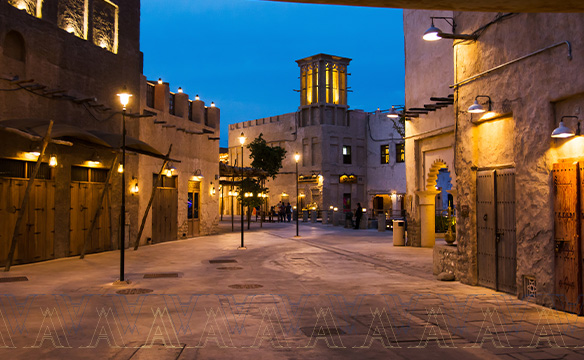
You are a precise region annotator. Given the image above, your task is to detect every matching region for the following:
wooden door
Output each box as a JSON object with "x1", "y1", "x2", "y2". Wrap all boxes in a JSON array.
[
  {"x1": 477, "y1": 170, "x2": 496, "y2": 289},
  {"x1": 187, "y1": 181, "x2": 200, "y2": 237},
  {"x1": 553, "y1": 162, "x2": 580, "y2": 312},
  {"x1": 477, "y1": 169, "x2": 517, "y2": 294},
  {"x1": 0, "y1": 178, "x2": 55, "y2": 266},
  {"x1": 70, "y1": 182, "x2": 111, "y2": 256},
  {"x1": 496, "y1": 169, "x2": 517, "y2": 294},
  {"x1": 152, "y1": 177, "x2": 178, "y2": 243}
]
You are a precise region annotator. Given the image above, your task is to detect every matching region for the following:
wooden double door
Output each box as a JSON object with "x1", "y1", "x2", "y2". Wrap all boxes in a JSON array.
[
  {"x1": 0, "y1": 178, "x2": 55, "y2": 266},
  {"x1": 152, "y1": 175, "x2": 178, "y2": 243},
  {"x1": 477, "y1": 169, "x2": 517, "y2": 294},
  {"x1": 553, "y1": 162, "x2": 584, "y2": 313},
  {"x1": 70, "y1": 182, "x2": 112, "y2": 255}
]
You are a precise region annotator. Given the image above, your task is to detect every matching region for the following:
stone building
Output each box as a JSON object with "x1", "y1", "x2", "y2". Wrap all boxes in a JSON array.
[
  {"x1": 226, "y1": 54, "x2": 406, "y2": 217},
  {"x1": 0, "y1": 0, "x2": 219, "y2": 268},
  {"x1": 403, "y1": 9, "x2": 584, "y2": 310}
]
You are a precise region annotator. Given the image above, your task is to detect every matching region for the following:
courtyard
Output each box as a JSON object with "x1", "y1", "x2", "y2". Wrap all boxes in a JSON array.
[{"x1": 0, "y1": 221, "x2": 583, "y2": 359}]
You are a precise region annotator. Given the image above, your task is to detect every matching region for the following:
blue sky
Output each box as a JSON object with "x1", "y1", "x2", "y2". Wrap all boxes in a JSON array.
[{"x1": 140, "y1": 0, "x2": 405, "y2": 147}]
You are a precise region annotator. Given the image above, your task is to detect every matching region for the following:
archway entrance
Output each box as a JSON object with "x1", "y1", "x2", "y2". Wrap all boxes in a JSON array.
[{"x1": 416, "y1": 159, "x2": 455, "y2": 247}]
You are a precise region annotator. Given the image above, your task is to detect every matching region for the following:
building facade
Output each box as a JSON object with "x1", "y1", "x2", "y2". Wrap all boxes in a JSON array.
[
  {"x1": 405, "y1": 10, "x2": 584, "y2": 310},
  {"x1": 227, "y1": 54, "x2": 406, "y2": 217},
  {"x1": 0, "y1": 0, "x2": 219, "y2": 268}
]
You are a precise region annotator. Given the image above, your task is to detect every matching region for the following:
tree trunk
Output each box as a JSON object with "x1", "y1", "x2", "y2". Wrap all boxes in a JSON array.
[{"x1": 247, "y1": 206, "x2": 251, "y2": 229}]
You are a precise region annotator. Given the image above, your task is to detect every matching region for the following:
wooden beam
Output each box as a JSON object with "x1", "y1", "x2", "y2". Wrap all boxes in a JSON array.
[
  {"x1": 80, "y1": 153, "x2": 119, "y2": 259},
  {"x1": 4, "y1": 121, "x2": 53, "y2": 271},
  {"x1": 134, "y1": 145, "x2": 173, "y2": 250}
]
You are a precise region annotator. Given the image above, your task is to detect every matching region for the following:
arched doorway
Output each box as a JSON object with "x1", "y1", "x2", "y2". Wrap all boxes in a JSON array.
[{"x1": 416, "y1": 159, "x2": 455, "y2": 247}]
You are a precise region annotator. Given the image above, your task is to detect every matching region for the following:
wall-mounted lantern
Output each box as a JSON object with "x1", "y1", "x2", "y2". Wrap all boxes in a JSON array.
[{"x1": 551, "y1": 115, "x2": 580, "y2": 138}]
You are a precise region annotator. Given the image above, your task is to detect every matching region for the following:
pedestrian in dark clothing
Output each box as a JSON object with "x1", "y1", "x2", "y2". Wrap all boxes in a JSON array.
[
  {"x1": 270, "y1": 206, "x2": 275, "y2": 222},
  {"x1": 354, "y1": 203, "x2": 363, "y2": 229},
  {"x1": 279, "y1": 203, "x2": 286, "y2": 222},
  {"x1": 286, "y1": 203, "x2": 292, "y2": 222}
]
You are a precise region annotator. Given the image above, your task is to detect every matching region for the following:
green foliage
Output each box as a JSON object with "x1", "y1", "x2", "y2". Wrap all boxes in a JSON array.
[
  {"x1": 237, "y1": 178, "x2": 266, "y2": 209},
  {"x1": 247, "y1": 133, "x2": 287, "y2": 180}
]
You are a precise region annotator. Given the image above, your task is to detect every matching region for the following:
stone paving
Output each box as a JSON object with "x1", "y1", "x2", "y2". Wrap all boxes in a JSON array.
[{"x1": 0, "y1": 219, "x2": 583, "y2": 359}]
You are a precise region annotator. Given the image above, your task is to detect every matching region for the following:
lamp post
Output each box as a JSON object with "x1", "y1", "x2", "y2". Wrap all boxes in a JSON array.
[
  {"x1": 294, "y1": 152, "x2": 300, "y2": 237},
  {"x1": 117, "y1": 87, "x2": 132, "y2": 283},
  {"x1": 238, "y1": 132, "x2": 246, "y2": 249}
]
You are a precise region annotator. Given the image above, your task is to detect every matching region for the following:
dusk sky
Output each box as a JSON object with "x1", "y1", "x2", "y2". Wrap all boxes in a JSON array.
[{"x1": 140, "y1": 0, "x2": 405, "y2": 147}]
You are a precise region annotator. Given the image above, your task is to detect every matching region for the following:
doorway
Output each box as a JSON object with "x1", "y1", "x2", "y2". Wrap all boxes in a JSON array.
[
  {"x1": 70, "y1": 166, "x2": 112, "y2": 255},
  {"x1": 476, "y1": 168, "x2": 517, "y2": 294},
  {"x1": 187, "y1": 180, "x2": 200, "y2": 237},
  {"x1": 152, "y1": 174, "x2": 178, "y2": 243},
  {"x1": 553, "y1": 162, "x2": 583, "y2": 313}
]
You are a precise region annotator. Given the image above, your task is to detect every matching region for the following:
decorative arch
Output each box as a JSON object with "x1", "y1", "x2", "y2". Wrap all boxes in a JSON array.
[
  {"x1": 3, "y1": 30, "x2": 26, "y2": 61},
  {"x1": 426, "y1": 158, "x2": 449, "y2": 190}
]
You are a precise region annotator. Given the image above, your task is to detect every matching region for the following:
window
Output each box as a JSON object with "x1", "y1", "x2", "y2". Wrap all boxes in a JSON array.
[
  {"x1": 146, "y1": 83, "x2": 155, "y2": 108},
  {"x1": 188, "y1": 100, "x2": 193, "y2": 120},
  {"x1": 169, "y1": 93, "x2": 175, "y2": 115},
  {"x1": 71, "y1": 166, "x2": 107, "y2": 182},
  {"x1": 9, "y1": 0, "x2": 43, "y2": 18},
  {"x1": 0, "y1": 158, "x2": 51, "y2": 179},
  {"x1": 300, "y1": 63, "x2": 318, "y2": 106},
  {"x1": 396, "y1": 143, "x2": 405, "y2": 163},
  {"x1": 93, "y1": 0, "x2": 119, "y2": 53},
  {"x1": 380, "y1": 145, "x2": 389, "y2": 164},
  {"x1": 342, "y1": 146, "x2": 351, "y2": 164},
  {"x1": 325, "y1": 63, "x2": 347, "y2": 105},
  {"x1": 188, "y1": 192, "x2": 199, "y2": 219},
  {"x1": 3, "y1": 31, "x2": 25, "y2": 61}
]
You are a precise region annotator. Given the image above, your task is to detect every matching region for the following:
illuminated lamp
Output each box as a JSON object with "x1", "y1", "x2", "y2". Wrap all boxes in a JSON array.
[
  {"x1": 423, "y1": 17, "x2": 476, "y2": 42},
  {"x1": 178, "y1": 87, "x2": 183, "y2": 93},
  {"x1": 88, "y1": 154, "x2": 101, "y2": 166},
  {"x1": 117, "y1": 163, "x2": 124, "y2": 173},
  {"x1": 195, "y1": 94, "x2": 200, "y2": 100},
  {"x1": 387, "y1": 106, "x2": 401, "y2": 118},
  {"x1": 49, "y1": 155, "x2": 58, "y2": 167},
  {"x1": 294, "y1": 152, "x2": 300, "y2": 163},
  {"x1": 211, "y1": 102, "x2": 216, "y2": 107},
  {"x1": 551, "y1": 116, "x2": 579, "y2": 138},
  {"x1": 117, "y1": 87, "x2": 132, "y2": 109},
  {"x1": 158, "y1": 78, "x2": 163, "y2": 85},
  {"x1": 238, "y1": 132, "x2": 246, "y2": 146},
  {"x1": 468, "y1": 95, "x2": 491, "y2": 114}
]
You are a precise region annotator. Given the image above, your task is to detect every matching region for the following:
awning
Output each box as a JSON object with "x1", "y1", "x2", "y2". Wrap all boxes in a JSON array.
[{"x1": 0, "y1": 119, "x2": 166, "y2": 159}]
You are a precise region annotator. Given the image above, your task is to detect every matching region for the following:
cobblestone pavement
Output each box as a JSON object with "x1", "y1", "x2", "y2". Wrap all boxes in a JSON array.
[{"x1": 0, "y1": 220, "x2": 582, "y2": 359}]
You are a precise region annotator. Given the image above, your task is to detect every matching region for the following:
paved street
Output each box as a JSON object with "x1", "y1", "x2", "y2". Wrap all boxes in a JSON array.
[{"x1": 1, "y1": 220, "x2": 583, "y2": 359}]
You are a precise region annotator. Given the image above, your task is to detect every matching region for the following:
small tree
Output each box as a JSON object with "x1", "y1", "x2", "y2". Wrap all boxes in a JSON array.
[
  {"x1": 247, "y1": 133, "x2": 287, "y2": 180},
  {"x1": 246, "y1": 133, "x2": 287, "y2": 224},
  {"x1": 237, "y1": 178, "x2": 266, "y2": 229}
]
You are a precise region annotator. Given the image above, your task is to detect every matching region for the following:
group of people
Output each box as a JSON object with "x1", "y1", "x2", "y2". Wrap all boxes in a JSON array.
[{"x1": 270, "y1": 202, "x2": 292, "y2": 222}]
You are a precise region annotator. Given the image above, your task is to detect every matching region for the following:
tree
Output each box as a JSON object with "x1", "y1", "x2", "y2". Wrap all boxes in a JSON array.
[
  {"x1": 389, "y1": 115, "x2": 406, "y2": 139},
  {"x1": 237, "y1": 178, "x2": 266, "y2": 229},
  {"x1": 246, "y1": 133, "x2": 287, "y2": 226},
  {"x1": 247, "y1": 133, "x2": 287, "y2": 180}
]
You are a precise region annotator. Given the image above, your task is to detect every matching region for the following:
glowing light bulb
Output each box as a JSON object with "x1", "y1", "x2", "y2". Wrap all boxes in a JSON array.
[{"x1": 49, "y1": 155, "x2": 58, "y2": 167}]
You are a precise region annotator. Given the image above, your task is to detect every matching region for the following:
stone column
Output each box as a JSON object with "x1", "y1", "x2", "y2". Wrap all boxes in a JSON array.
[
  {"x1": 416, "y1": 190, "x2": 440, "y2": 248},
  {"x1": 322, "y1": 210, "x2": 328, "y2": 224}
]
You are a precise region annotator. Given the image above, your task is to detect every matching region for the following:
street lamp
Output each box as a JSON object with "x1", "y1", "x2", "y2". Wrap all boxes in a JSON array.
[
  {"x1": 238, "y1": 132, "x2": 246, "y2": 249},
  {"x1": 294, "y1": 152, "x2": 300, "y2": 237},
  {"x1": 117, "y1": 86, "x2": 132, "y2": 283}
]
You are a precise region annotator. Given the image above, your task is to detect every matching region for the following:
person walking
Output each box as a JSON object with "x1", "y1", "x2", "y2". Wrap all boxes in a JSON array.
[
  {"x1": 286, "y1": 202, "x2": 292, "y2": 222},
  {"x1": 275, "y1": 202, "x2": 282, "y2": 222},
  {"x1": 279, "y1": 203, "x2": 286, "y2": 223},
  {"x1": 354, "y1": 202, "x2": 363, "y2": 229}
]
